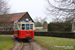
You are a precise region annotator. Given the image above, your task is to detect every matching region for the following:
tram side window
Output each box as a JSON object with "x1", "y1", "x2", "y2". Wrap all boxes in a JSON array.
[
  {"x1": 18, "y1": 24, "x2": 21, "y2": 30},
  {"x1": 22, "y1": 24, "x2": 25, "y2": 30},
  {"x1": 30, "y1": 24, "x2": 33, "y2": 30}
]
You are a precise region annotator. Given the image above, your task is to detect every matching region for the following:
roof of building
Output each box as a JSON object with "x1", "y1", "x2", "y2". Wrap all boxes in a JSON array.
[{"x1": 0, "y1": 12, "x2": 33, "y2": 22}]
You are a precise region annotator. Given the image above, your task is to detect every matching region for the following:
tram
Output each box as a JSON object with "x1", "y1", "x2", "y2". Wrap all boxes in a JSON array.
[{"x1": 13, "y1": 22, "x2": 34, "y2": 39}]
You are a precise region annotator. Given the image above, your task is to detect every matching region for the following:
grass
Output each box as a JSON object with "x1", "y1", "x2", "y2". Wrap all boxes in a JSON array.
[
  {"x1": 0, "y1": 36, "x2": 14, "y2": 50},
  {"x1": 34, "y1": 36, "x2": 75, "y2": 50}
]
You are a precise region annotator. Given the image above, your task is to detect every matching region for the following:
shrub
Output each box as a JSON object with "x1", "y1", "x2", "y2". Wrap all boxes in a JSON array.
[
  {"x1": 48, "y1": 22, "x2": 72, "y2": 32},
  {"x1": 0, "y1": 31, "x2": 13, "y2": 35},
  {"x1": 34, "y1": 32, "x2": 75, "y2": 38}
]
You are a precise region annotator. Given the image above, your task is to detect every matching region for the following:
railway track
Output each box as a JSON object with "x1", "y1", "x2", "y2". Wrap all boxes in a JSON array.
[
  {"x1": 13, "y1": 39, "x2": 32, "y2": 50},
  {"x1": 12, "y1": 38, "x2": 46, "y2": 50}
]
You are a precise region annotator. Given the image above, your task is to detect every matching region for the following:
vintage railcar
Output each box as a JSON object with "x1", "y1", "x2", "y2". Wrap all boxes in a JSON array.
[{"x1": 13, "y1": 22, "x2": 34, "y2": 39}]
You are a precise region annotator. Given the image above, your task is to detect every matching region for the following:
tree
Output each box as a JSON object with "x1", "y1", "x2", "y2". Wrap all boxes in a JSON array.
[
  {"x1": 0, "y1": 0, "x2": 10, "y2": 15},
  {"x1": 0, "y1": 0, "x2": 10, "y2": 30},
  {"x1": 46, "y1": 0, "x2": 75, "y2": 22},
  {"x1": 43, "y1": 21, "x2": 47, "y2": 26},
  {"x1": 35, "y1": 21, "x2": 42, "y2": 27},
  {"x1": 34, "y1": 17, "x2": 47, "y2": 27}
]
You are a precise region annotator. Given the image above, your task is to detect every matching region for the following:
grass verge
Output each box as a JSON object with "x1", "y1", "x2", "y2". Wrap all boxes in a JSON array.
[
  {"x1": 0, "y1": 36, "x2": 14, "y2": 50},
  {"x1": 34, "y1": 36, "x2": 75, "y2": 50}
]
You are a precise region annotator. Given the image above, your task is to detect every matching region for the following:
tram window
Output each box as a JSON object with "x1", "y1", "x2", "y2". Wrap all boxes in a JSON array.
[
  {"x1": 18, "y1": 24, "x2": 20, "y2": 30},
  {"x1": 26, "y1": 24, "x2": 29, "y2": 30},
  {"x1": 18, "y1": 24, "x2": 22, "y2": 30},
  {"x1": 22, "y1": 24, "x2": 24, "y2": 26},
  {"x1": 30, "y1": 24, "x2": 33, "y2": 30},
  {"x1": 22, "y1": 24, "x2": 25, "y2": 30}
]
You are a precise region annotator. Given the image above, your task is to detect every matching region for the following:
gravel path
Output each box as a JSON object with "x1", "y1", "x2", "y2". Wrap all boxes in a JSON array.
[{"x1": 29, "y1": 39, "x2": 47, "y2": 50}]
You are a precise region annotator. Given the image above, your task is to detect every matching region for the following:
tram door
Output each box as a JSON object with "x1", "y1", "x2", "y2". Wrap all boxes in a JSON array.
[
  {"x1": 26, "y1": 24, "x2": 30, "y2": 30},
  {"x1": 25, "y1": 24, "x2": 31, "y2": 37}
]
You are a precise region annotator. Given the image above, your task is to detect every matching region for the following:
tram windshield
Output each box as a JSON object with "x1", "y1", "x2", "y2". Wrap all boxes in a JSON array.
[{"x1": 20, "y1": 24, "x2": 33, "y2": 30}]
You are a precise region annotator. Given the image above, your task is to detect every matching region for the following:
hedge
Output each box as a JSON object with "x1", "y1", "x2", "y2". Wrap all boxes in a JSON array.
[
  {"x1": 0, "y1": 31, "x2": 75, "y2": 38},
  {"x1": 48, "y1": 22, "x2": 72, "y2": 32},
  {"x1": 0, "y1": 31, "x2": 13, "y2": 35},
  {"x1": 35, "y1": 32, "x2": 75, "y2": 38}
]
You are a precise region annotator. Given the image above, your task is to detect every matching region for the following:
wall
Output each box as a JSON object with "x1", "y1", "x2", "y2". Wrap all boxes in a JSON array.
[{"x1": 18, "y1": 13, "x2": 34, "y2": 22}]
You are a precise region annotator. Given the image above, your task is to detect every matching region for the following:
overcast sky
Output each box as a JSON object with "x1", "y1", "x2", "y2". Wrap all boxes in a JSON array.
[
  {"x1": 6, "y1": 0, "x2": 75, "y2": 23},
  {"x1": 6, "y1": 0, "x2": 52, "y2": 22}
]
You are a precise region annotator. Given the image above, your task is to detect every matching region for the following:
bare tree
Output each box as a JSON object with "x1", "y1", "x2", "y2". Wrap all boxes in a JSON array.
[
  {"x1": 34, "y1": 17, "x2": 47, "y2": 27},
  {"x1": 0, "y1": 0, "x2": 11, "y2": 31},
  {"x1": 0, "y1": 0, "x2": 10, "y2": 15},
  {"x1": 43, "y1": 21, "x2": 47, "y2": 26},
  {"x1": 46, "y1": 0, "x2": 75, "y2": 22}
]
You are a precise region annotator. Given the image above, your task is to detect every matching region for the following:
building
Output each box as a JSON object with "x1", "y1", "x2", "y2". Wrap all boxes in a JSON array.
[
  {"x1": 0, "y1": 12, "x2": 34, "y2": 31},
  {"x1": 34, "y1": 24, "x2": 48, "y2": 32},
  {"x1": 43, "y1": 24, "x2": 48, "y2": 31}
]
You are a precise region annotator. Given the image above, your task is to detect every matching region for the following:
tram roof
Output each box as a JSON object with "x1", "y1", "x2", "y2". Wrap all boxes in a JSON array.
[{"x1": 17, "y1": 22, "x2": 34, "y2": 24}]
